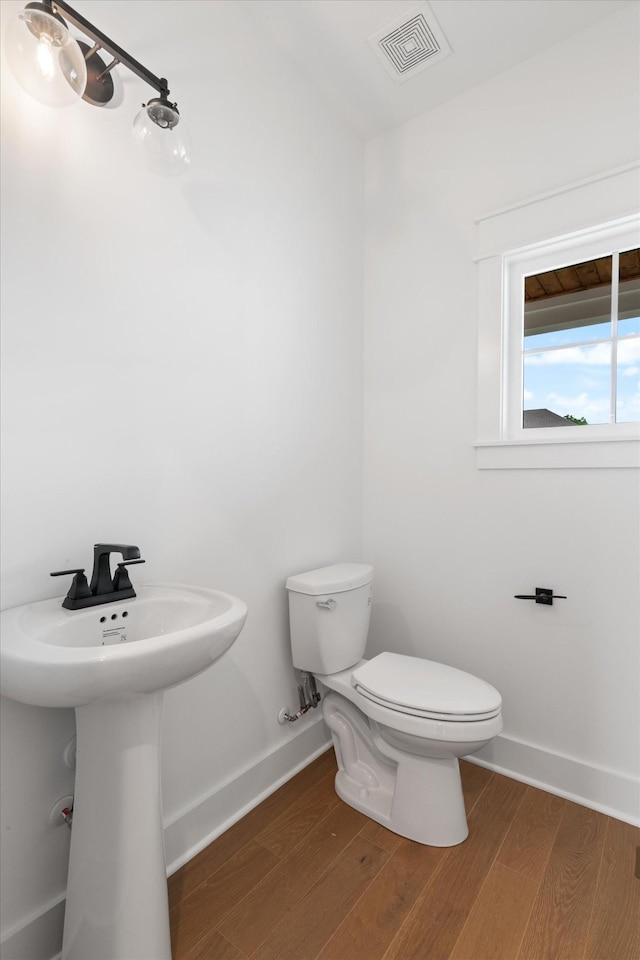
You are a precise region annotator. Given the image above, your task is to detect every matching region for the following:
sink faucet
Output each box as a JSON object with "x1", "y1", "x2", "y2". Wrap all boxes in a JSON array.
[
  {"x1": 51, "y1": 543, "x2": 145, "y2": 610},
  {"x1": 90, "y1": 543, "x2": 141, "y2": 596}
]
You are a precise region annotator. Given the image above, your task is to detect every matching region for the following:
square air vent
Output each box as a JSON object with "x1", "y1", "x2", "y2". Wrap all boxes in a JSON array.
[{"x1": 368, "y1": 2, "x2": 451, "y2": 82}]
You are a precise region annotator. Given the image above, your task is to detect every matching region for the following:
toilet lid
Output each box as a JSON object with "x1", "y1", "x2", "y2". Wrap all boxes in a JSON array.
[{"x1": 352, "y1": 653, "x2": 502, "y2": 722}]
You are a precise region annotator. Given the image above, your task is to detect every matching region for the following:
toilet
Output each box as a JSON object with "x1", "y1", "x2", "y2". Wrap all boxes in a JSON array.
[{"x1": 286, "y1": 562, "x2": 502, "y2": 847}]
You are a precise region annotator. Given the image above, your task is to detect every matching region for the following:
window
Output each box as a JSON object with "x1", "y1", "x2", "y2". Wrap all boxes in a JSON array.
[
  {"x1": 504, "y1": 224, "x2": 640, "y2": 443},
  {"x1": 474, "y1": 164, "x2": 640, "y2": 469},
  {"x1": 523, "y1": 250, "x2": 640, "y2": 428}
]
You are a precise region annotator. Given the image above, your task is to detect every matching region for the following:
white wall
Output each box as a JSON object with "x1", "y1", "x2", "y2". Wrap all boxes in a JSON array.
[
  {"x1": 364, "y1": 6, "x2": 640, "y2": 819},
  {"x1": 0, "y1": 1, "x2": 362, "y2": 955}
]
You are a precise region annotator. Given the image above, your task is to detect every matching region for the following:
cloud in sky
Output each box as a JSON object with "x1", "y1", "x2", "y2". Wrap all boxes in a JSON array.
[
  {"x1": 526, "y1": 338, "x2": 640, "y2": 367},
  {"x1": 524, "y1": 338, "x2": 640, "y2": 422},
  {"x1": 545, "y1": 391, "x2": 610, "y2": 419},
  {"x1": 618, "y1": 391, "x2": 640, "y2": 420}
]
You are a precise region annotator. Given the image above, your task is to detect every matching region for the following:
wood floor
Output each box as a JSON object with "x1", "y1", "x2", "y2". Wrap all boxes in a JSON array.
[{"x1": 168, "y1": 749, "x2": 640, "y2": 960}]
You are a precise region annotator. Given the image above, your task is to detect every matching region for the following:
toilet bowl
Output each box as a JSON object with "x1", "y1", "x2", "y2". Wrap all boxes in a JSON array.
[
  {"x1": 319, "y1": 654, "x2": 501, "y2": 845},
  {"x1": 286, "y1": 563, "x2": 502, "y2": 847}
]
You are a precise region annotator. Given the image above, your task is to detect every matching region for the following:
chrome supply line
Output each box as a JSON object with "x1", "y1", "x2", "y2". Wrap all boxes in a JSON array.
[{"x1": 282, "y1": 672, "x2": 321, "y2": 722}]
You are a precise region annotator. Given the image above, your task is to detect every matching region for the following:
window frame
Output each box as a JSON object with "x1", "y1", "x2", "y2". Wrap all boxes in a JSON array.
[
  {"x1": 473, "y1": 164, "x2": 640, "y2": 470},
  {"x1": 504, "y1": 222, "x2": 639, "y2": 444}
]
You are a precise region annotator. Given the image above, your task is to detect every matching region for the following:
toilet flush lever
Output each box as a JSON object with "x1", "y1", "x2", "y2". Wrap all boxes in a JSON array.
[
  {"x1": 317, "y1": 598, "x2": 337, "y2": 610},
  {"x1": 514, "y1": 588, "x2": 567, "y2": 606}
]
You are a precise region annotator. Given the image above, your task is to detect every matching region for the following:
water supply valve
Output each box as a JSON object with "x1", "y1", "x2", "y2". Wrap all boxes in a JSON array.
[
  {"x1": 49, "y1": 796, "x2": 74, "y2": 828},
  {"x1": 277, "y1": 673, "x2": 321, "y2": 723}
]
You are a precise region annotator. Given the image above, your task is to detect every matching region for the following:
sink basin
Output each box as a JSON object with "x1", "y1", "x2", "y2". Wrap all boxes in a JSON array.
[
  {"x1": 0, "y1": 581, "x2": 248, "y2": 960},
  {"x1": 0, "y1": 582, "x2": 248, "y2": 708}
]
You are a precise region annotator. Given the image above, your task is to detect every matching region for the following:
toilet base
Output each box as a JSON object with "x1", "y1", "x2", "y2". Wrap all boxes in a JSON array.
[
  {"x1": 333, "y1": 750, "x2": 469, "y2": 847},
  {"x1": 324, "y1": 692, "x2": 470, "y2": 846}
]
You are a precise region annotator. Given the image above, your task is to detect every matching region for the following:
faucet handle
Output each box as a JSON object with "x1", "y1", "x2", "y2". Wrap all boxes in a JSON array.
[
  {"x1": 50, "y1": 568, "x2": 92, "y2": 601},
  {"x1": 113, "y1": 558, "x2": 145, "y2": 592}
]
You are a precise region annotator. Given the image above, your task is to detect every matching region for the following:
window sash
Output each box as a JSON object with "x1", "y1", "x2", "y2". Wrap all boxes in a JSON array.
[{"x1": 504, "y1": 223, "x2": 639, "y2": 442}]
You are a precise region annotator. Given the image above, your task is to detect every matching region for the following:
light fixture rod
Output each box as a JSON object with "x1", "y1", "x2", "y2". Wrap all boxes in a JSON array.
[
  {"x1": 96, "y1": 58, "x2": 120, "y2": 82},
  {"x1": 49, "y1": 0, "x2": 170, "y2": 98}
]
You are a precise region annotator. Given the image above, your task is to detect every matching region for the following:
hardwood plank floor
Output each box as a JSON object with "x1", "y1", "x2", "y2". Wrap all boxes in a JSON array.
[
  {"x1": 449, "y1": 862, "x2": 538, "y2": 960},
  {"x1": 169, "y1": 749, "x2": 640, "y2": 960},
  {"x1": 584, "y1": 818, "x2": 640, "y2": 960},
  {"x1": 517, "y1": 802, "x2": 607, "y2": 960}
]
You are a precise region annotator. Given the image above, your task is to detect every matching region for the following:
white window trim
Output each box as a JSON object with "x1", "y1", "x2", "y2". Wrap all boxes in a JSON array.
[{"x1": 474, "y1": 164, "x2": 640, "y2": 470}]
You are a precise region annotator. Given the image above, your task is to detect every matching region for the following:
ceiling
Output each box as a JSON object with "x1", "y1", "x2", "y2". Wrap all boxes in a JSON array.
[
  {"x1": 246, "y1": 0, "x2": 635, "y2": 140},
  {"x1": 526, "y1": 249, "x2": 640, "y2": 303}
]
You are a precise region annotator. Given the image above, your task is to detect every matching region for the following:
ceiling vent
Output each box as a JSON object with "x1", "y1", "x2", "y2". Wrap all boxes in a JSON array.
[{"x1": 368, "y1": 3, "x2": 451, "y2": 82}]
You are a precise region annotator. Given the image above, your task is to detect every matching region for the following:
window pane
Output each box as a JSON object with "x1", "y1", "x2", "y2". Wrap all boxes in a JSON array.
[
  {"x1": 619, "y1": 247, "x2": 640, "y2": 337},
  {"x1": 524, "y1": 255, "x2": 612, "y2": 349},
  {"x1": 616, "y1": 336, "x2": 640, "y2": 423},
  {"x1": 523, "y1": 343, "x2": 611, "y2": 427}
]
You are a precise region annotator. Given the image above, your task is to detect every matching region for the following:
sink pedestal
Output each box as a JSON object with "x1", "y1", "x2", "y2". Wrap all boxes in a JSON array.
[
  {"x1": 0, "y1": 582, "x2": 248, "y2": 958},
  {"x1": 62, "y1": 692, "x2": 171, "y2": 960}
]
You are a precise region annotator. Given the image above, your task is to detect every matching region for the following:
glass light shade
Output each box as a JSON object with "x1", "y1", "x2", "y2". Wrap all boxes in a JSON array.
[
  {"x1": 132, "y1": 102, "x2": 191, "y2": 178},
  {"x1": 4, "y1": 5, "x2": 87, "y2": 107}
]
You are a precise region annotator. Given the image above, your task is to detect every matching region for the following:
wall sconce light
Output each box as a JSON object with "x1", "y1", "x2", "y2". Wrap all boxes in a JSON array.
[{"x1": 5, "y1": 0, "x2": 191, "y2": 176}]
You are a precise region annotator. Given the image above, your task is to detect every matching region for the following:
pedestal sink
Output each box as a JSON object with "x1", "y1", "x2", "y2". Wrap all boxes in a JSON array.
[{"x1": 0, "y1": 583, "x2": 248, "y2": 960}]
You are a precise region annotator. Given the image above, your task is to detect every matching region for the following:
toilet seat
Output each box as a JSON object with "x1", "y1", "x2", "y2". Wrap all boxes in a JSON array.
[
  {"x1": 352, "y1": 652, "x2": 501, "y2": 722},
  {"x1": 319, "y1": 660, "x2": 503, "y2": 743}
]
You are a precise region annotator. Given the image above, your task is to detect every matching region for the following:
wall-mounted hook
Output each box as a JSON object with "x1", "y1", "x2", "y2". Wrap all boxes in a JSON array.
[{"x1": 514, "y1": 588, "x2": 567, "y2": 606}]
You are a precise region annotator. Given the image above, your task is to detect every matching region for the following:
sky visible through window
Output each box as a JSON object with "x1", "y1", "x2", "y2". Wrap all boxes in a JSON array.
[{"x1": 523, "y1": 250, "x2": 640, "y2": 425}]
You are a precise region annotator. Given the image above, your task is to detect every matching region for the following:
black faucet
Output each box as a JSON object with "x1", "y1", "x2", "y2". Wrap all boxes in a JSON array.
[
  {"x1": 51, "y1": 543, "x2": 145, "y2": 610},
  {"x1": 89, "y1": 543, "x2": 140, "y2": 595}
]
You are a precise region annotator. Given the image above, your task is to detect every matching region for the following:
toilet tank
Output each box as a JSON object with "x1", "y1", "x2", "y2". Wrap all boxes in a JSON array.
[{"x1": 286, "y1": 563, "x2": 374, "y2": 674}]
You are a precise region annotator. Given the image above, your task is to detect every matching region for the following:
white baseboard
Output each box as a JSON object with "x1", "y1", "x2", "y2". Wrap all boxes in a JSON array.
[
  {"x1": 0, "y1": 895, "x2": 65, "y2": 960},
  {"x1": 0, "y1": 717, "x2": 331, "y2": 960},
  {"x1": 469, "y1": 733, "x2": 640, "y2": 826}
]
